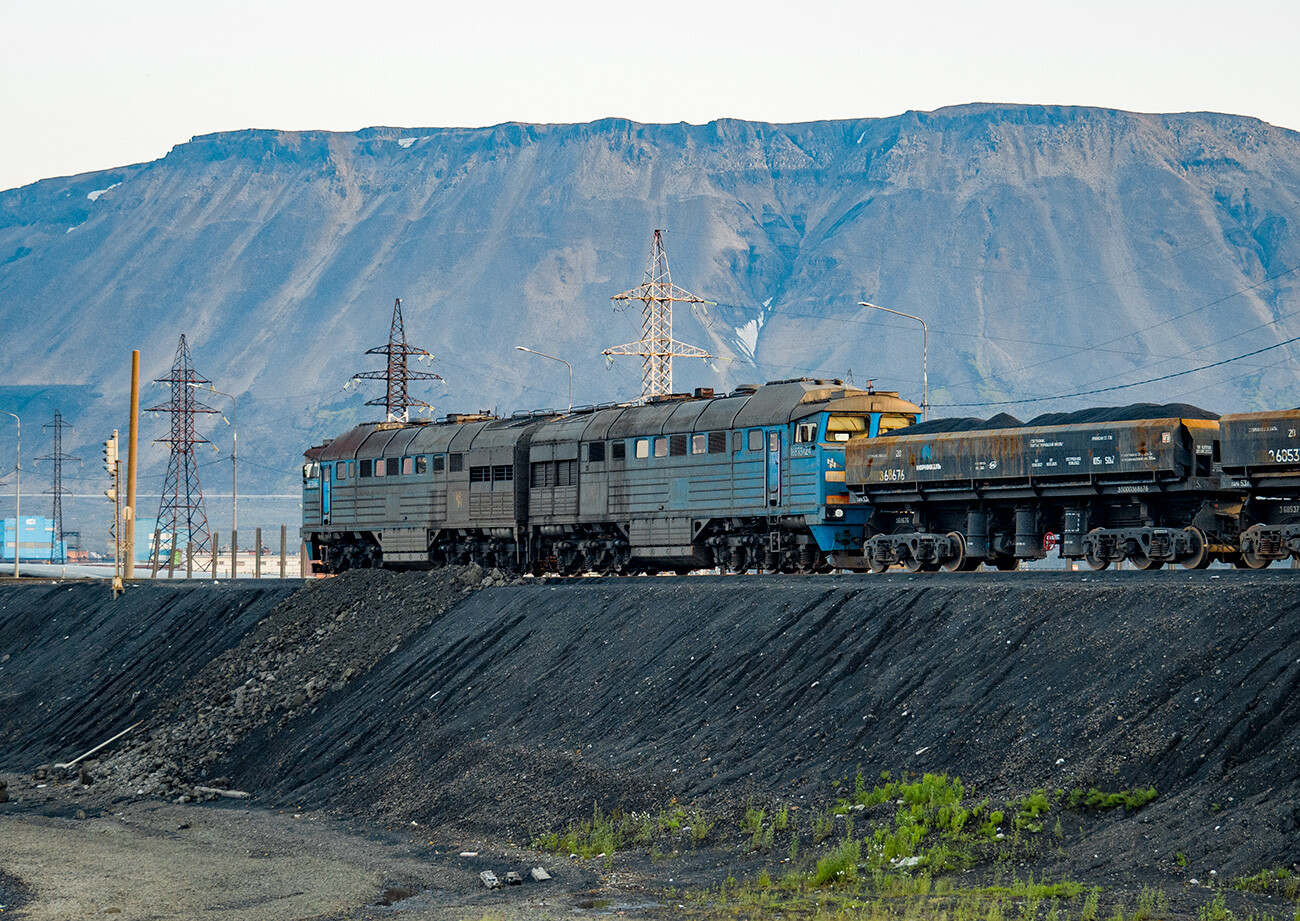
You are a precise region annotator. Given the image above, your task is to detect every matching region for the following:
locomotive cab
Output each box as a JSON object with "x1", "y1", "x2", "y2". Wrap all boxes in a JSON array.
[{"x1": 788, "y1": 388, "x2": 922, "y2": 564}]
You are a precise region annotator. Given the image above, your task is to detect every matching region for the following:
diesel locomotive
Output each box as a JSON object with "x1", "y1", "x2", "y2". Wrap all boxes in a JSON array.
[
  {"x1": 301, "y1": 379, "x2": 922, "y2": 574},
  {"x1": 301, "y1": 380, "x2": 1300, "y2": 574}
]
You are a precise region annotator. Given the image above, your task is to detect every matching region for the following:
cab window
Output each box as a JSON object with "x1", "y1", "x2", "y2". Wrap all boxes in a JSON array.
[
  {"x1": 795, "y1": 422, "x2": 818, "y2": 443},
  {"x1": 877, "y1": 413, "x2": 917, "y2": 435},
  {"x1": 826, "y1": 415, "x2": 869, "y2": 441}
]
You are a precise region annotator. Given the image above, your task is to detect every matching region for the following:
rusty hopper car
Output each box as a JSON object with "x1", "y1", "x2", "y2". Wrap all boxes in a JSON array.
[
  {"x1": 845, "y1": 410, "x2": 1235, "y2": 571},
  {"x1": 1218, "y1": 409, "x2": 1300, "y2": 565}
]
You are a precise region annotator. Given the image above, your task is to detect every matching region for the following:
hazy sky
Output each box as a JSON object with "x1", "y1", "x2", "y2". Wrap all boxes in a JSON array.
[{"x1": 3, "y1": 0, "x2": 1298, "y2": 192}]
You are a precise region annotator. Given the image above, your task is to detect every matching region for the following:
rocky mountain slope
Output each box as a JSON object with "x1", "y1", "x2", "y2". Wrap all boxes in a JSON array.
[{"x1": 2, "y1": 105, "x2": 1299, "y2": 498}]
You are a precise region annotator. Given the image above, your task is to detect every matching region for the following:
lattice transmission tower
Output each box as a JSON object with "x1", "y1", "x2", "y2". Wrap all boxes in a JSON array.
[
  {"x1": 353, "y1": 298, "x2": 442, "y2": 421},
  {"x1": 604, "y1": 229, "x2": 715, "y2": 402},
  {"x1": 36, "y1": 410, "x2": 78, "y2": 563},
  {"x1": 148, "y1": 335, "x2": 218, "y2": 565}
]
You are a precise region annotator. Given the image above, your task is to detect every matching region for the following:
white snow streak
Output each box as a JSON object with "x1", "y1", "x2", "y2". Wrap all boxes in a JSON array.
[{"x1": 86, "y1": 182, "x2": 120, "y2": 202}]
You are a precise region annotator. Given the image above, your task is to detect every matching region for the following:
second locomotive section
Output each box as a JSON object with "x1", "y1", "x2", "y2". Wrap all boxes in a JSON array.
[{"x1": 303, "y1": 379, "x2": 921, "y2": 574}]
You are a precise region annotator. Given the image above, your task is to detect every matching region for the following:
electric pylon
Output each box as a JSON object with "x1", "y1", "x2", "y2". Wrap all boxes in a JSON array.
[
  {"x1": 36, "y1": 410, "x2": 78, "y2": 563},
  {"x1": 604, "y1": 229, "x2": 715, "y2": 402},
  {"x1": 353, "y1": 298, "x2": 442, "y2": 421},
  {"x1": 147, "y1": 335, "x2": 218, "y2": 566}
]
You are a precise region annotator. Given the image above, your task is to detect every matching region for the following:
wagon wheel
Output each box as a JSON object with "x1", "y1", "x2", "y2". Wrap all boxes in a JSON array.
[
  {"x1": 902, "y1": 551, "x2": 927, "y2": 573},
  {"x1": 1083, "y1": 546, "x2": 1110, "y2": 571},
  {"x1": 1239, "y1": 545, "x2": 1272, "y2": 569},
  {"x1": 940, "y1": 532, "x2": 968, "y2": 573},
  {"x1": 1180, "y1": 527, "x2": 1213, "y2": 570},
  {"x1": 867, "y1": 556, "x2": 889, "y2": 574},
  {"x1": 1129, "y1": 551, "x2": 1162, "y2": 571}
]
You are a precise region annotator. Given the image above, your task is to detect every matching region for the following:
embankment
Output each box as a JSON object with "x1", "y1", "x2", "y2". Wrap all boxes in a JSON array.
[{"x1": 2, "y1": 569, "x2": 1297, "y2": 878}]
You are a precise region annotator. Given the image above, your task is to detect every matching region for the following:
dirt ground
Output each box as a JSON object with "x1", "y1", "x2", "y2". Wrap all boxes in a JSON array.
[{"x1": 0, "y1": 779, "x2": 620, "y2": 920}]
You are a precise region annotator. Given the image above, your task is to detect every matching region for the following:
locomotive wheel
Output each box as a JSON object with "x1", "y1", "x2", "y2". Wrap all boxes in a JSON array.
[
  {"x1": 1180, "y1": 527, "x2": 1213, "y2": 570},
  {"x1": 993, "y1": 555, "x2": 1019, "y2": 572},
  {"x1": 940, "y1": 532, "x2": 968, "y2": 573},
  {"x1": 1130, "y1": 552, "x2": 1162, "y2": 571},
  {"x1": 1240, "y1": 546, "x2": 1272, "y2": 569}
]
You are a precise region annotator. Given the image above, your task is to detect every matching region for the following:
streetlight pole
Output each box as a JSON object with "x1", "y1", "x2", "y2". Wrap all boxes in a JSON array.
[
  {"x1": 859, "y1": 302, "x2": 928, "y2": 421},
  {"x1": 188, "y1": 384, "x2": 237, "y2": 534},
  {"x1": 1, "y1": 412, "x2": 17, "y2": 578},
  {"x1": 515, "y1": 346, "x2": 573, "y2": 413}
]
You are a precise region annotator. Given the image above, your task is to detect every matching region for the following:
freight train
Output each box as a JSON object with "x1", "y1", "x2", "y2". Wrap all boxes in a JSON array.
[{"x1": 301, "y1": 379, "x2": 1300, "y2": 574}]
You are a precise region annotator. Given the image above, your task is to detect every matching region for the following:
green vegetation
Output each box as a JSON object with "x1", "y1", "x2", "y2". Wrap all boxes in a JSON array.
[
  {"x1": 1064, "y1": 787, "x2": 1158, "y2": 812},
  {"x1": 532, "y1": 773, "x2": 1276, "y2": 921},
  {"x1": 1235, "y1": 868, "x2": 1300, "y2": 900},
  {"x1": 531, "y1": 801, "x2": 715, "y2": 864}
]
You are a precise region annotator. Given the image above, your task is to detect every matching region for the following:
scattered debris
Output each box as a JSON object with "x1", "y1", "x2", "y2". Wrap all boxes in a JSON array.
[
  {"x1": 530, "y1": 867, "x2": 552, "y2": 882},
  {"x1": 480, "y1": 870, "x2": 500, "y2": 889},
  {"x1": 504, "y1": 871, "x2": 522, "y2": 885}
]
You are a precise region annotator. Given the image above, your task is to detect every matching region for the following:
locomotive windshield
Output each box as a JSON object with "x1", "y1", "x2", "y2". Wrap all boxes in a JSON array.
[
  {"x1": 825, "y1": 412, "x2": 918, "y2": 441},
  {"x1": 826, "y1": 415, "x2": 869, "y2": 441}
]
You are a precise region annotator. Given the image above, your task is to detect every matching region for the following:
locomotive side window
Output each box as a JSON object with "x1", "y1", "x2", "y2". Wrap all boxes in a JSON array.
[
  {"x1": 359, "y1": 459, "x2": 373, "y2": 478},
  {"x1": 653, "y1": 437, "x2": 668, "y2": 458},
  {"x1": 795, "y1": 422, "x2": 818, "y2": 443},
  {"x1": 349, "y1": 461, "x2": 356, "y2": 478},
  {"x1": 432, "y1": 454, "x2": 445, "y2": 472},
  {"x1": 709, "y1": 431, "x2": 728, "y2": 454},
  {"x1": 748, "y1": 429, "x2": 763, "y2": 451},
  {"x1": 387, "y1": 458, "x2": 400, "y2": 476},
  {"x1": 335, "y1": 463, "x2": 346, "y2": 481},
  {"x1": 374, "y1": 458, "x2": 386, "y2": 478},
  {"x1": 733, "y1": 431, "x2": 743, "y2": 453},
  {"x1": 585, "y1": 442, "x2": 606, "y2": 463},
  {"x1": 493, "y1": 465, "x2": 513, "y2": 481},
  {"x1": 415, "y1": 456, "x2": 427, "y2": 475},
  {"x1": 635, "y1": 439, "x2": 650, "y2": 459},
  {"x1": 556, "y1": 459, "x2": 576, "y2": 486},
  {"x1": 449, "y1": 453, "x2": 464, "y2": 472},
  {"x1": 402, "y1": 457, "x2": 414, "y2": 475},
  {"x1": 670, "y1": 434, "x2": 688, "y2": 456},
  {"x1": 691, "y1": 434, "x2": 707, "y2": 455},
  {"x1": 877, "y1": 413, "x2": 915, "y2": 435},
  {"x1": 826, "y1": 415, "x2": 868, "y2": 441},
  {"x1": 611, "y1": 440, "x2": 626, "y2": 461},
  {"x1": 470, "y1": 466, "x2": 490, "y2": 483}
]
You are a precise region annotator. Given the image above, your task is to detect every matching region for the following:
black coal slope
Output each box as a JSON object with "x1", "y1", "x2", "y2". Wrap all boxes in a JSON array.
[
  {"x1": 0, "y1": 581, "x2": 299, "y2": 767},
  {"x1": 4, "y1": 571, "x2": 1299, "y2": 879},
  {"x1": 220, "y1": 571, "x2": 1300, "y2": 875}
]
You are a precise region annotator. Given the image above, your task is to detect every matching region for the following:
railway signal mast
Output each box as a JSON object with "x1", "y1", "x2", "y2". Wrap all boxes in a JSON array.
[
  {"x1": 605, "y1": 230, "x2": 715, "y2": 403},
  {"x1": 353, "y1": 298, "x2": 442, "y2": 422},
  {"x1": 104, "y1": 431, "x2": 122, "y2": 594}
]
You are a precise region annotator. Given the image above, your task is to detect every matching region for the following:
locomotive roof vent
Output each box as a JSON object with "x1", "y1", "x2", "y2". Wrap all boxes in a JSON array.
[
  {"x1": 731, "y1": 384, "x2": 760, "y2": 395},
  {"x1": 766, "y1": 377, "x2": 844, "y2": 387},
  {"x1": 646, "y1": 392, "x2": 693, "y2": 404},
  {"x1": 693, "y1": 387, "x2": 715, "y2": 399}
]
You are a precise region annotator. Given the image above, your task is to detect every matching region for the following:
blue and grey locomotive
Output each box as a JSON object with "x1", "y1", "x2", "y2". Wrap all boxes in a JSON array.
[{"x1": 301, "y1": 379, "x2": 922, "y2": 574}]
